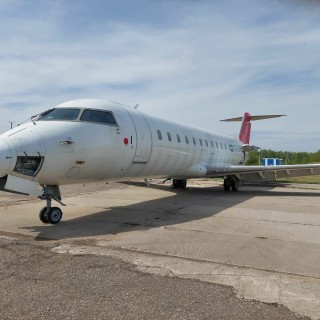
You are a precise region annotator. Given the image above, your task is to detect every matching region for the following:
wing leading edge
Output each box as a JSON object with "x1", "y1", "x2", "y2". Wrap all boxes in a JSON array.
[{"x1": 206, "y1": 164, "x2": 320, "y2": 182}]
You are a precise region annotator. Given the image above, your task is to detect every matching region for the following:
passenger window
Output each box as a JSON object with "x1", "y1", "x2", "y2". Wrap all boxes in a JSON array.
[
  {"x1": 80, "y1": 110, "x2": 117, "y2": 125},
  {"x1": 199, "y1": 138, "x2": 203, "y2": 146},
  {"x1": 176, "y1": 134, "x2": 181, "y2": 143},
  {"x1": 193, "y1": 137, "x2": 196, "y2": 145},
  {"x1": 185, "y1": 136, "x2": 189, "y2": 144},
  {"x1": 224, "y1": 143, "x2": 227, "y2": 150},
  {"x1": 157, "y1": 130, "x2": 162, "y2": 140},
  {"x1": 215, "y1": 142, "x2": 219, "y2": 148},
  {"x1": 205, "y1": 140, "x2": 208, "y2": 147},
  {"x1": 167, "y1": 132, "x2": 172, "y2": 141}
]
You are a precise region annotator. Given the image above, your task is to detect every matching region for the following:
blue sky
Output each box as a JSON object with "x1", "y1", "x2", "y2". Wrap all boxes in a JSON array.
[{"x1": 0, "y1": 0, "x2": 320, "y2": 151}]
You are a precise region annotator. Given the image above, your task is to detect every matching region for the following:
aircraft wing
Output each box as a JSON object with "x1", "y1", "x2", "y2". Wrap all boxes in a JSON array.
[{"x1": 205, "y1": 164, "x2": 320, "y2": 182}]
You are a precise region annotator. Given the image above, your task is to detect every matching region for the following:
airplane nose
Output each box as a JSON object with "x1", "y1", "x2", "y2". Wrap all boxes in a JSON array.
[{"x1": 0, "y1": 138, "x2": 12, "y2": 177}]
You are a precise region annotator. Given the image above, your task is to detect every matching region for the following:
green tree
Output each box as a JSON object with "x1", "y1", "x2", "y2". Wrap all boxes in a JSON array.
[{"x1": 247, "y1": 149, "x2": 320, "y2": 166}]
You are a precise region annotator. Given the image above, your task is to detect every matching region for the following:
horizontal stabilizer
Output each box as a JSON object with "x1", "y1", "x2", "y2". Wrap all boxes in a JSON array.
[{"x1": 221, "y1": 114, "x2": 286, "y2": 122}]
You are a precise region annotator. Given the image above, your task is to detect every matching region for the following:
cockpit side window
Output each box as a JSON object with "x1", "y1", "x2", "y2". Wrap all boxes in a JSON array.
[
  {"x1": 80, "y1": 110, "x2": 117, "y2": 125},
  {"x1": 39, "y1": 108, "x2": 80, "y2": 121}
]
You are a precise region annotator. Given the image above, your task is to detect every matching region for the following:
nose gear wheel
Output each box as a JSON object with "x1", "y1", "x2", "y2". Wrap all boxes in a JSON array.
[{"x1": 39, "y1": 185, "x2": 65, "y2": 224}]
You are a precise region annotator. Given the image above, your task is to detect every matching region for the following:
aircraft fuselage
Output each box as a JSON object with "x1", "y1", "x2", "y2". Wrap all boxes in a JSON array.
[{"x1": 0, "y1": 99, "x2": 245, "y2": 186}]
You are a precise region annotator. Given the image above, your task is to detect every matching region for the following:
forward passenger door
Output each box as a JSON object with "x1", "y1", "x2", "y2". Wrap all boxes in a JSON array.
[{"x1": 126, "y1": 110, "x2": 152, "y2": 163}]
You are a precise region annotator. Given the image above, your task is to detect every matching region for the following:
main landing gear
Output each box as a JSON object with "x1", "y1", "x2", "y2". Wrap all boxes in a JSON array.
[
  {"x1": 223, "y1": 176, "x2": 239, "y2": 192},
  {"x1": 39, "y1": 185, "x2": 66, "y2": 224},
  {"x1": 172, "y1": 179, "x2": 187, "y2": 189}
]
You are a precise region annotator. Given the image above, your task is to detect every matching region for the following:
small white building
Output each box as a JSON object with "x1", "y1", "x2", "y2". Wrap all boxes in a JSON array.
[{"x1": 262, "y1": 158, "x2": 283, "y2": 166}]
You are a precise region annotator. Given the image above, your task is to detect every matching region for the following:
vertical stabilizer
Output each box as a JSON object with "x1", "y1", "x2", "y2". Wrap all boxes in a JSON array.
[
  {"x1": 239, "y1": 112, "x2": 251, "y2": 144},
  {"x1": 221, "y1": 113, "x2": 286, "y2": 145}
]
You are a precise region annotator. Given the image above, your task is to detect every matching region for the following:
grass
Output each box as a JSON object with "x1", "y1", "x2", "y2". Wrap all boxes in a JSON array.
[{"x1": 277, "y1": 176, "x2": 320, "y2": 184}]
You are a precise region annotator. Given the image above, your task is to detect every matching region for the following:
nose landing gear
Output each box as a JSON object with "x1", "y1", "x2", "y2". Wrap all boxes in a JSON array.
[
  {"x1": 39, "y1": 185, "x2": 65, "y2": 224},
  {"x1": 39, "y1": 206, "x2": 63, "y2": 224}
]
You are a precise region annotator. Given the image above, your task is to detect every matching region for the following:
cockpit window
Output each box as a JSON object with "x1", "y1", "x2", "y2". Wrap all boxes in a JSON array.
[
  {"x1": 39, "y1": 108, "x2": 80, "y2": 121},
  {"x1": 80, "y1": 110, "x2": 117, "y2": 125}
]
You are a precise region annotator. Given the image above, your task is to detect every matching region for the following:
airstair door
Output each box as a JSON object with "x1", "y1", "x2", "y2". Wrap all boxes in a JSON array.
[{"x1": 130, "y1": 111, "x2": 152, "y2": 163}]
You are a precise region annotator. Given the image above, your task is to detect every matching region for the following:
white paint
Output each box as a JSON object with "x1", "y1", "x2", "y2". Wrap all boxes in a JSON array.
[{"x1": 5, "y1": 174, "x2": 42, "y2": 196}]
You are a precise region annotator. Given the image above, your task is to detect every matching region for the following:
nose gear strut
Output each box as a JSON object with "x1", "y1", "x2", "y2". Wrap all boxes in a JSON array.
[{"x1": 39, "y1": 185, "x2": 66, "y2": 224}]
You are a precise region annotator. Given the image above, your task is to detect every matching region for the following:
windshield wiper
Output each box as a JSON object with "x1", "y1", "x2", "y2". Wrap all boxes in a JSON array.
[
  {"x1": 17, "y1": 108, "x2": 55, "y2": 127},
  {"x1": 31, "y1": 108, "x2": 55, "y2": 124}
]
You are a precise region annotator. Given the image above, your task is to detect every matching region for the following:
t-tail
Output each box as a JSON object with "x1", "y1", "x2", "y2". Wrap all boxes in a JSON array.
[{"x1": 221, "y1": 112, "x2": 286, "y2": 145}]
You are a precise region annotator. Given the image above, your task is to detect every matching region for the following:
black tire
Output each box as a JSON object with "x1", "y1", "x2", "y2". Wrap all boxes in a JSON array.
[
  {"x1": 39, "y1": 207, "x2": 50, "y2": 224},
  {"x1": 47, "y1": 207, "x2": 63, "y2": 224},
  {"x1": 223, "y1": 180, "x2": 231, "y2": 191},
  {"x1": 172, "y1": 179, "x2": 180, "y2": 188},
  {"x1": 231, "y1": 181, "x2": 239, "y2": 192},
  {"x1": 179, "y1": 179, "x2": 187, "y2": 189},
  {"x1": 172, "y1": 179, "x2": 187, "y2": 189}
]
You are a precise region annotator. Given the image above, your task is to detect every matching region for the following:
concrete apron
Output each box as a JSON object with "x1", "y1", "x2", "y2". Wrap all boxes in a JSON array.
[{"x1": 0, "y1": 180, "x2": 319, "y2": 319}]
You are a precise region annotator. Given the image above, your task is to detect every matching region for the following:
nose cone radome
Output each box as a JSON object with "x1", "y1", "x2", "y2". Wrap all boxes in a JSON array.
[{"x1": 0, "y1": 139, "x2": 12, "y2": 177}]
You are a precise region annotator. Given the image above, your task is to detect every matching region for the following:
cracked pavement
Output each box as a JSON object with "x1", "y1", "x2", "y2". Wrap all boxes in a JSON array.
[{"x1": 0, "y1": 237, "x2": 309, "y2": 320}]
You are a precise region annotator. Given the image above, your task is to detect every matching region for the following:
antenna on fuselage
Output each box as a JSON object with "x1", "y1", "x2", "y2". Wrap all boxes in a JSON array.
[
  {"x1": 8, "y1": 121, "x2": 15, "y2": 129},
  {"x1": 134, "y1": 104, "x2": 139, "y2": 109},
  {"x1": 107, "y1": 100, "x2": 133, "y2": 109}
]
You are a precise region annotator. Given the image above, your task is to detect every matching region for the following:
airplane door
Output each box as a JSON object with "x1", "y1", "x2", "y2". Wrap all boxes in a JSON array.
[
  {"x1": 128, "y1": 110, "x2": 152, "y2": 163},
  {"x1": 206, "y1": 134, "x2": 215, "y2": 163}
]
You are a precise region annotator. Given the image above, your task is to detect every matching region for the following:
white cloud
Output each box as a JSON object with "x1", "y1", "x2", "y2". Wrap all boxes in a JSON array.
[{"x1": 0, "y1": 0, "x2": 319, "y2": 151}]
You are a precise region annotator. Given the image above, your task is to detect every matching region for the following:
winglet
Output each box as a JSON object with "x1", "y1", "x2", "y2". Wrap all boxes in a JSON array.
[{"x1": 221, "y1": 113, "x2": 286, "y2": 144}]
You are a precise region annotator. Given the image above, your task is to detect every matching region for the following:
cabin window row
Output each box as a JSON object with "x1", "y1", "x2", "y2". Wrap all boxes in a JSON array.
[{"x1": 157, "y1": 130, "x2": 229, "y2": 150}]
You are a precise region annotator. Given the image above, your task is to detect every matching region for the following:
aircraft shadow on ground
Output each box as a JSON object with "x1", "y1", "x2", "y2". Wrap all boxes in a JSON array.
[{"x1": 21, "y1": 182, "x2": 320, "y2": 241}]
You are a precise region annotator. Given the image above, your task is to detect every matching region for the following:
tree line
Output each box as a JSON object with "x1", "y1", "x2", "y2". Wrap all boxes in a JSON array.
[{"x1": 247, "y1": 149, "x2": 320, "y2": 166}]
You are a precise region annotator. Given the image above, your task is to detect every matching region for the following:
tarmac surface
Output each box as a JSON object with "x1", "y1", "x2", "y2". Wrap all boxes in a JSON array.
[{"x1": 0, "y1": 179, "x2": 320, "y2": 319}]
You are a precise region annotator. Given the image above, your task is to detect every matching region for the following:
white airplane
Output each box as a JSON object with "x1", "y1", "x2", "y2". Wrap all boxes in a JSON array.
[{"x1": 1, "y1": 99, "x2": 320, "y2": 225}]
